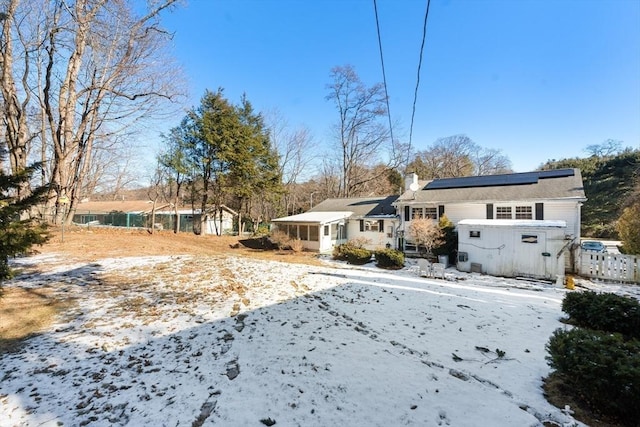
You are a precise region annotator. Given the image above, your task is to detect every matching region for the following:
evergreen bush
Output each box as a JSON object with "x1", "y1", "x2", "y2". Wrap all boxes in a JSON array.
[
  {"x1": 0, "y1": 161, "x2": 50, "y2": 282},
  {"x1": 433, "y1": 215, "x2": 457, "y2": 262},
  {"x1": 562, "y1": 291, "x2": 640, "y2": 340},
  {"x1": 345, "y1": 247, "x2": 373, "y2": 265},
  {"x1": 546, "y1": 328, "x2": 640, "y2": 424},
  {"x1": 374, "y1": 248, "x2": 404, "y2": 269},
  {"x1": 332, "y1": 242, "x2": 372, "y2": 265}
]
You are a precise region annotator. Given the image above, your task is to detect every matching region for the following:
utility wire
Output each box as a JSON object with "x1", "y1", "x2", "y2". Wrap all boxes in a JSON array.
[
  {"x1": 408, "y1": 0, "x2": 432, "y2": 164},
  {"x1": 373, "y1": 0, "x2": 396, "y2": 160}
]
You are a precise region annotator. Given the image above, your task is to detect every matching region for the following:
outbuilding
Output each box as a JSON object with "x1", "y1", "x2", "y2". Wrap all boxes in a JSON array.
[{"x1": 457, "y1": 219, "x2": 571, "y2": 281}]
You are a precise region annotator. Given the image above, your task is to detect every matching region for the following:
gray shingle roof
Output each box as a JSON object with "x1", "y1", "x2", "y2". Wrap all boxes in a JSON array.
[
  {"x1": 309, "y1": 196, "x2": 399, "y2": 218},
  {"x1": 397, "y1": 169, "x2": 586, "y2": 204}
]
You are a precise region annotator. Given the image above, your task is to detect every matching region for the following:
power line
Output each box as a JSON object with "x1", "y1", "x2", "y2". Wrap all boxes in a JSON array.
[
  {"x1": 408, "y1": 0, "x2": 432, "y2": 164},
  {"x1": 372, "y1": 0, "x2": 395, "y2": 160}
]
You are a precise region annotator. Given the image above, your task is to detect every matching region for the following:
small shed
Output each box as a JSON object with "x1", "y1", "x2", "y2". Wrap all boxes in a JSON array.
[{"x1": 457, "y1": 219, "x2": 571, "y2": 281}]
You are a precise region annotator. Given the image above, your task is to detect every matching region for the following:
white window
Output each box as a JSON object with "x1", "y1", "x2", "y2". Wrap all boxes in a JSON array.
[
  {"x1": 469, "y1": 230, "x2": 481, "y2": 238},
  {"x1": 411, "y1": 207, "x2": 423, "y2": 219},
  {"x1": 424, "y1": 207, "x2": 437, "y2": 219},
  {"x1": 495, "y1": 204, "x2": 533, "y2": 219},
  {"x1": 515, "y1": 206, "x2": 533, "y2": 219},
  {"x1": 496, "y1": 206, "x2": 512, "y2": 219},
  {"x1": 365, "y1": 220, "x2": 380, "y2": 232}
]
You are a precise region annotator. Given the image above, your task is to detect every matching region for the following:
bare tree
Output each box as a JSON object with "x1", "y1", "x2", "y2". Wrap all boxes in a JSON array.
[
  {"x1": 146, "y1": 165, "x2": 168, "y2": 234},
  {"x1": 408, "y1": 135, "x2": 511, "y2": 178},
  {"x1": 0, "y1": 0, "x2": 32, "y2": 195},
  {"x1": 471, "y1": 146, "x2": 512, "y2": 176},
  {"x1": 1, "y1": 0, "x2": 184, "y2": 224},
  {"x1": 265, "y1": 109, "x2": 316, "y2": 216},
  {"x1": 408, "y1": 218, "x2": 444, "y2": 257},
  {"x1": 81, "y1": 142, "x2": 140, "y2": 199},
  {"x1": 326, "y1": 65, "x2": 398, "y2": 197},
  {"x1": 585, "y1": 139, "x2": 623, "y2": 158}
]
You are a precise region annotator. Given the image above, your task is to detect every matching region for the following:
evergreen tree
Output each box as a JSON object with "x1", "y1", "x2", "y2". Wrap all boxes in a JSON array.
[
  {"x1": 539, "y1": 148, "x2": 640, "y2": 238},
  {"x1": 616, "y1": 203, "x2": 640, "y2": 254},
  {"x1": 0, "y1": 161, "x2": 49, "y2": 281},
  {"x1": 232, "y1": 95, "x2": 282, "y2": 233},
  {"x1": 162, "y1": 89, "x2": 282, "y2": 235},
  {"x1": 616, "y1": 178, "x2": 640, "y2": 254}
]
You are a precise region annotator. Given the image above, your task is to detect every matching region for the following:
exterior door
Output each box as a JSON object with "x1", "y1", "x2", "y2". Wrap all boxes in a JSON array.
[{"x1": 513, "y1": 231, "x2": 548, "y2": 279}]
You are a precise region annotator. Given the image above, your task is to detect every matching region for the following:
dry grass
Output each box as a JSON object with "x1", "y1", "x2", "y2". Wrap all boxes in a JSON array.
[
  {"x1": 39, "y1": 225, "x2": 323, "y2": 265},
  {"x1": 0, "y1": 226, "x2": 324, "y2": 351},
  {"x1": 0, "y1": 287, "x2": 72, "y2": 353}
]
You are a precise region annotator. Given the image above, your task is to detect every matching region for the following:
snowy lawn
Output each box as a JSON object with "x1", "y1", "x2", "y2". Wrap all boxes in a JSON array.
[{"x1": 2, "y1": 253, "x2": 636, "y2": 427}]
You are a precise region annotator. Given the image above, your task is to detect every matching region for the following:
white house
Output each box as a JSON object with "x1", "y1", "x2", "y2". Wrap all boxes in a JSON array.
[
  {"x1": 271, "y1": 196, "x2": 400, "y2": 252},
  {"x1": 457, "y1": 219, "x2": 571, "y2": 281},
  {"x1": 393, "y1": 168, "x2": 586, "y2": 253}
]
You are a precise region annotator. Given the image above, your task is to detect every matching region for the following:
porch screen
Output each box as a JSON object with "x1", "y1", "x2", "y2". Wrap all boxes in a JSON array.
[
  {"x1": 299, "y1": 225, "x2": 309, "y2": 241},
  {"x1": 309, "y1": 225, "x2": 319, "y2": 241}
]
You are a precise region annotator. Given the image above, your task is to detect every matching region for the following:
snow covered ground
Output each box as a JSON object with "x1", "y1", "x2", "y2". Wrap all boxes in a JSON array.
[{"x1": 1, "y1": 252, "x2": 638, "y2": 427}]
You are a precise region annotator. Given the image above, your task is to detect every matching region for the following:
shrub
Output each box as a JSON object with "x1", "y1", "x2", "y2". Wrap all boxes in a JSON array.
[
  {"x1": 332, "y1": 241, "x2": 372, "y2": 265},
  {"x1": 345, "y1": 247, "x2": 372, "y2": 265},
  {"x1": 546, "y1": 328, "x2": 640, "y2": 424},
  {"x1": 375, "y1": 248, "x2": 404, "y2": 269},
  {"x1": 562, "y1": 291, "x2": 640, "y2": 340},
  {"x1": 332, "y1": 242, "x2": 351, "y2": 261},
  {"x1": 433, "y1": 214, "x2": 457, "y2": 261},
  {"x1": 268, "y1": 230, "x2": 291, "y2": 250},
  {"x1": 255, "y1": 223, "x2": 271, "y2": 236},
  {"x1": 408, "y1": 218, "x2": 444, "y2": 257},
  {"x1": 289, "y1": 238, "x2": 304, "y2": 253}
]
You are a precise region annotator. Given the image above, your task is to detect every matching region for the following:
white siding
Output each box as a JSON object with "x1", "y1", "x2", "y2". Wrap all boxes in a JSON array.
[
  {"x1": 443, "y1": 203, "x2": 486, "y2": 224},
  {"x1": 347, "y1": 219, "x2": 398, "y2": 250},
  {"x1": 543, "y1": 201, "x2": 581, "y2": 238},
  {"x1": 457, "y1": 222, "x2": 567, "y2": 280}
]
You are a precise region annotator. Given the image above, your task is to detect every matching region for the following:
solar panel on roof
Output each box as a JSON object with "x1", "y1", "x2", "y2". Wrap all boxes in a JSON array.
[
  {"x1": 538, "y1": 169, "x2": 574, "y2": 179},
  {"x1": 423, "y1": 169, "x2": 575, "y2": 190},
  {"x1": 425, "y1": 172, "x2": 538, "y2": 190}
]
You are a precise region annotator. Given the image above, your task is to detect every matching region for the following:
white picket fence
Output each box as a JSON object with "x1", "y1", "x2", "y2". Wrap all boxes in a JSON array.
[{"x1": 577, "y1": 251, "x2": 640, "y2": 283}]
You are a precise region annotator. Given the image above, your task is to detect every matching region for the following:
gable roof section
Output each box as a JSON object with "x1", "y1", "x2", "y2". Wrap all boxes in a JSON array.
[
  {"x1": 309, "y1": 196, "x2": 399, "y2": 218},
  {"x1": 397, "y1": 168, "x2": 586, "y2": 204},
  {"x1": 272, "y1": 211, "x2": 353, "y2": 224}
]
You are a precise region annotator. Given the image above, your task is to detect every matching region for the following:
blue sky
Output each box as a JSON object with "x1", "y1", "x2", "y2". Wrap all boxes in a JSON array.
[{"x1": 158, "y1": 0, "x2": 640, "y2": 174}]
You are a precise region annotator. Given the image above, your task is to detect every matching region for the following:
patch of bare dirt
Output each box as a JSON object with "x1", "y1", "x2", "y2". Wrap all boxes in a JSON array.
[{"x1": 543, "y1": 373, "x2": 627, "y2": 427}]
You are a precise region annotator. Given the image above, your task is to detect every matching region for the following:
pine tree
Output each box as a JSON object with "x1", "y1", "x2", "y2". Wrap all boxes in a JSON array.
[{"x1": 0, "y1": 161, "x2": 49, "y2": 281}]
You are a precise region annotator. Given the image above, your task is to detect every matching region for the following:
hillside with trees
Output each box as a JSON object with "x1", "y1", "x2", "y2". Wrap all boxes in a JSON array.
[{"x1": 538, "y1": 141, "x2": 639, "y2": 242}]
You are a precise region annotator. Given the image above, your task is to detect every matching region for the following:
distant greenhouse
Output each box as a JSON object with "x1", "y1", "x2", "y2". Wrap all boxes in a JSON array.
[{"x1": 72, "y1": 200, "x2": 237, "y2": 235}]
